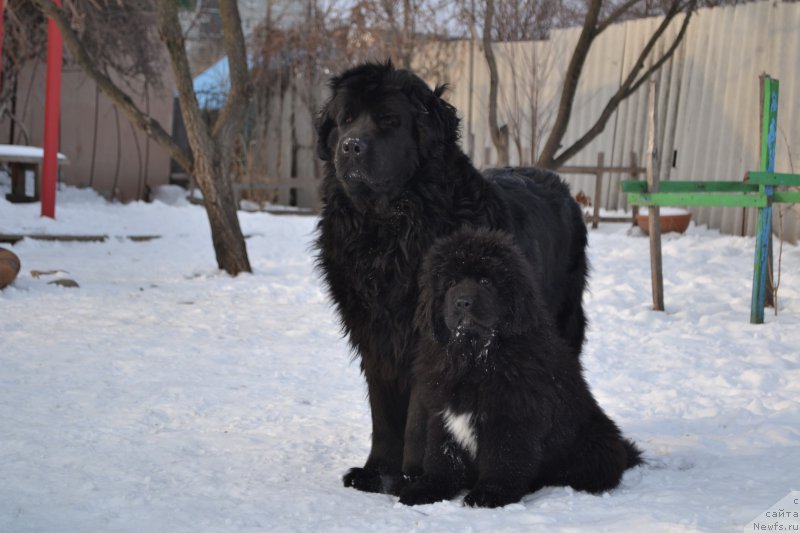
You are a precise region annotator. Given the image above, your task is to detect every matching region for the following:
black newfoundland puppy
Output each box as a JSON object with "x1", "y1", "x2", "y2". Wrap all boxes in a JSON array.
[
  {"x1": 400, "y1": 227, "x2": 642, "y2": 508},
  {"x1": 315, "y1": 62, "x2": 589, "y2": 493}
]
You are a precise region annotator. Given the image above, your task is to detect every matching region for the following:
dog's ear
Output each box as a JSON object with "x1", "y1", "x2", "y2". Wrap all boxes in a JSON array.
[
  {"x1": 428, "y1": 84, "x2": 460, "y2": 143},
  {"x1": 315, "y1": 103, "x2": 336, "y2": 162},
  {"x1": 412, "y1": 83, "x2": 460, "y2": 155}
]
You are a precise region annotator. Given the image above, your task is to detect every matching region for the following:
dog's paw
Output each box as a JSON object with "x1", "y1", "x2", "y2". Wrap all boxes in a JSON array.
[
  {"x1": 342, "y1": 467, "x2": 384, "y2": 493},
  {"x1": 398, "y1": 485, "x2": 446, "y2": 506},
  {"x1": 398, "y1": 476, "x2": 457, "y2": 506},
  {"x1": 342, "y1": 468, "x2": 412, "y2": 494},
  {"x1": 463, "y1": 483, "x2": 521, "y2": 508},
  {"x1": 381, "y1": 472, "x2": 414, "y2": 496}
]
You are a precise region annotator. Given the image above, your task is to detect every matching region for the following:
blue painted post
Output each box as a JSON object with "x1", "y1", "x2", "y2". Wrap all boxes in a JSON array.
[{"x1": 750, "y1": 76, "x2": 778, "y2": 324}]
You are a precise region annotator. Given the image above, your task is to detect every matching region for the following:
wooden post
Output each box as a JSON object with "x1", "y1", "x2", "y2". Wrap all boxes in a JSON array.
[
  {"x1": 591, "y1": 152, "x2": 604, "y2": 229},
  {"x1": 750, "y1": 75, "x2": 778, "y2": 324},
  {"x1": 646, "y1": 79, "x2": 664, "y2": 311},
  {"x1": 630, "y1": 151, "x2": 640, "y2": 225}
]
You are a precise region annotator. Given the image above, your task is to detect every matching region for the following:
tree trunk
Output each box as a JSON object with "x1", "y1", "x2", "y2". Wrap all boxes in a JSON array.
[
  {"x1": 400, "y1": 0, "x2": 415, "y2": 69},
  {"x1": 537, "y1": 0, "x2": 694, "y2": 170},
  {"x1": 158, "y1": 0, "x2": 251, "y2": 276},
  {"x1": 33, "y1": 0, "x2": 252, "y2": 276},
  {"x1": 482, "y1": 0, "x2": 509, "y2": 166},
  {"x1": 194, "y1": 148, "x2": 251, "y2": 274},
  {"x1": 536, "y1": 0, "x2": 602, "y2": 169}
]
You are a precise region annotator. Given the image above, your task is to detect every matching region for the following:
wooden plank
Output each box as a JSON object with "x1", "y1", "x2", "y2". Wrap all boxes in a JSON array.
[
  {"x1": 26, "y1": 234, "x2": 108, "y2": 242},
  {"x1": 234, "y1": 178, "x2": 320, "y2": 192},
  {"x1": 0, "y1": 234, "x2": 24, "y2": 245},
  {"x1": 661, "y1": 181, "x2": 759, "y2": 193},
  {"x1": 581, "y1": 213, "x2": 633, "y2": 224},
  {"x1": 627, "y1": 192, "x2": 768, "y2": 208},
  {"x1": 559, "y1": 165, "x2": 645, "y2": 175},
  {"x1": 746, "y1": 171, "x2": 800, "y2": 186},
  {"x1": 620, "y1": 180, "x2": 646, "y2": 193},
  {"x1": 233, "y1": 177, "x2": 321, "y2": 213},
  {"x1": 0, "y1": 234, "x2": 166, "y2": 243},
  {"x1": 773, "y1": 191, "x2": 800, "y2": 204},
  {"x1": 621, "y1": 180, "x2": 759, "y2": 193}
]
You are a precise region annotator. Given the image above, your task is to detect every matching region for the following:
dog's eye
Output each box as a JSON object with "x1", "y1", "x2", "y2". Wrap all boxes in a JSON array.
[
  {"x1": 479, "y1": 277, "x2": 491, "y2": 286},
  {"x1": 379, "y1": 114, "x2": 400, "y2": 128},
  {"x1": 342, "y1": 114, "x2": 354, "y2": 125},
  {"x1": 446, "y1": 279, "x2": 456, "y2": 289}
]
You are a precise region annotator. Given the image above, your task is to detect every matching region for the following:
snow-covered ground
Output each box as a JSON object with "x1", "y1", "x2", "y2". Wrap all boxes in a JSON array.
[{"x1": 1, "y1": 182, "x2": 799, "y2": 532}]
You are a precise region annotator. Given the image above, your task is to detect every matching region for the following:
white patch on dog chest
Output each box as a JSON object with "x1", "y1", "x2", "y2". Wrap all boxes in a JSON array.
[{"x1": 442, "y1": 409, "x2": 477, "y2": 459}]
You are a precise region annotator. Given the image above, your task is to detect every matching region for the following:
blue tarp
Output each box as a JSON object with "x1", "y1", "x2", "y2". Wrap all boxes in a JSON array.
[{"x1": 192, "y1": 56, "x2": 231, "y2": 110}]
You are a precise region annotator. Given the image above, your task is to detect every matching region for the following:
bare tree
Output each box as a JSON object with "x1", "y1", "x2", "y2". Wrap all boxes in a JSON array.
[
  {"x1": 482, "y1": 0, "x2": 510, "y2": 165},
  {"x1": 339, "y1": 0, "x2": 452, "y2": 79},
  {"x1": 31, "y1": 0, "x2": 252, "y2": 276},
  {"x1": 496, "y1": 41, "x2": 558, "y2": 164},
  {"x1": 537, "y1": 0, "x2": 697, "y2": 169},
  {"x1": 471, "y1": 0, "x2": 696, "y2": 169},
  {"x1": 345, "y1": 0, "x2": 420, "y2": 68},
  {"x1": 494, "y1": 1, "x2": 561, "y2": 165},
  {"x1": 465, "y1": 0, "x2": 558, "y2": 166}
]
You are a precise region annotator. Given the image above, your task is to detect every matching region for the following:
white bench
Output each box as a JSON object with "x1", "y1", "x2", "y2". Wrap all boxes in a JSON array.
[{"x1": 1, "y1": 144, "x2": 69, "y2": 203}]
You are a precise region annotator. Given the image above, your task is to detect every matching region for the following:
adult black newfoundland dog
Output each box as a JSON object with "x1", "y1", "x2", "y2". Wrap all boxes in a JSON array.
[
  {"x1": 399, "y1": 227, "x2": 641, "y2": 508},
  {"x1": 315, "y1": 62, "x2": 589, "y2": 494}
]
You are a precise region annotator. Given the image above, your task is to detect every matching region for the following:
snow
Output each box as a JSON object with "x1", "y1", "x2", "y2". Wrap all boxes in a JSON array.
[
  {"x1": 0, "y1": 144, "x2": 69, "y2": 163},
  {"x1": 638, "y1": 206, "x2": 692, "y2": 216},
  {"x1": 1, "y1": 178, "x2": 799, "y2": 532}
]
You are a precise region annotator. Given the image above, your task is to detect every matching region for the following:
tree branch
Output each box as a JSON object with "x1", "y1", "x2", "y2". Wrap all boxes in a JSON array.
[
  {"x1": 156, "y1": 0, "x2": 212, "y2": 159},
  {"x1": 483, "y1": 0, "x2": 509, "y2": 165},
  {"x1": 550, "y1": 2, "x2": 695, "y2": 168},
  {"x1": 597, "y1": 0, "x2": 645, "y2": 34},
  {"x1": 619, "y1": 2, "x2": 694, "y2": 99},
  {"x1": 211, "y1": 0, "x2": 252, "y2": 141},
  {"x1": 31, "y1": 0, "x2": 193, "y2": 174},
  {"x1": 536, "y1": 0, "x2": 602, "y2": 168}
]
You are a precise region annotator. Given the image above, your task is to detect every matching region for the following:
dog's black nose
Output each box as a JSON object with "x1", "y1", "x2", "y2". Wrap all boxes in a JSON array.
[
  {"x1": 455, "y1": 296, "x2": 473, "y2": 311},
  {"x1": 341, "y1": 137, "x2": 365, "y2": 157}
]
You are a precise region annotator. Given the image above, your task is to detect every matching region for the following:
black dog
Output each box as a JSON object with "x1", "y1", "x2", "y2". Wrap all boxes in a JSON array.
[
  {"x1": 314, "y1": 62, "x2": 589, "y2": 493},
  {"x1": 399, "y1": 227, "x2": 642, "y2": 508}
]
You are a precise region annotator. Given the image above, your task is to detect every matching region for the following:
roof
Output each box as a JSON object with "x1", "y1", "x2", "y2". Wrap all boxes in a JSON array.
[{"x1": 192, "y1": 56, "x2": 231, "y2": 110}]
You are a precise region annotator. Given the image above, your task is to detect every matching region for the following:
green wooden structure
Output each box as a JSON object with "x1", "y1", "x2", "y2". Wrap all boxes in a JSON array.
[{"x1": 622, "y1": 76, "x2": 800, "y2": 324}]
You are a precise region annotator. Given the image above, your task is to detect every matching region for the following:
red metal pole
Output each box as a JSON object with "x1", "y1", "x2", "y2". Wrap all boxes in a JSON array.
[{"x1": 41, "y1": 0, "x2": 63, "y2": 219}]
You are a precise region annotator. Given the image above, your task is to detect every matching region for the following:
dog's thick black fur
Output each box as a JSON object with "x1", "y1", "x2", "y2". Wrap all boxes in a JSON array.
[
  {"x1": 314, "y1": 62, "x2": 589, "y2": 494},
  {"x1": 400, "y1": 228, "x2": 642, "y2": 508}
]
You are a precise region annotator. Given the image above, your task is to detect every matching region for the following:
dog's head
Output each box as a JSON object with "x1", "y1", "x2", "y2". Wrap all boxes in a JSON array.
[
  {"x1": 316, "y1": 61, "x2": 459, "y2": 207},
  {"x1": 416, "y1": 228, "x2": 541, "y2": 359}
]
